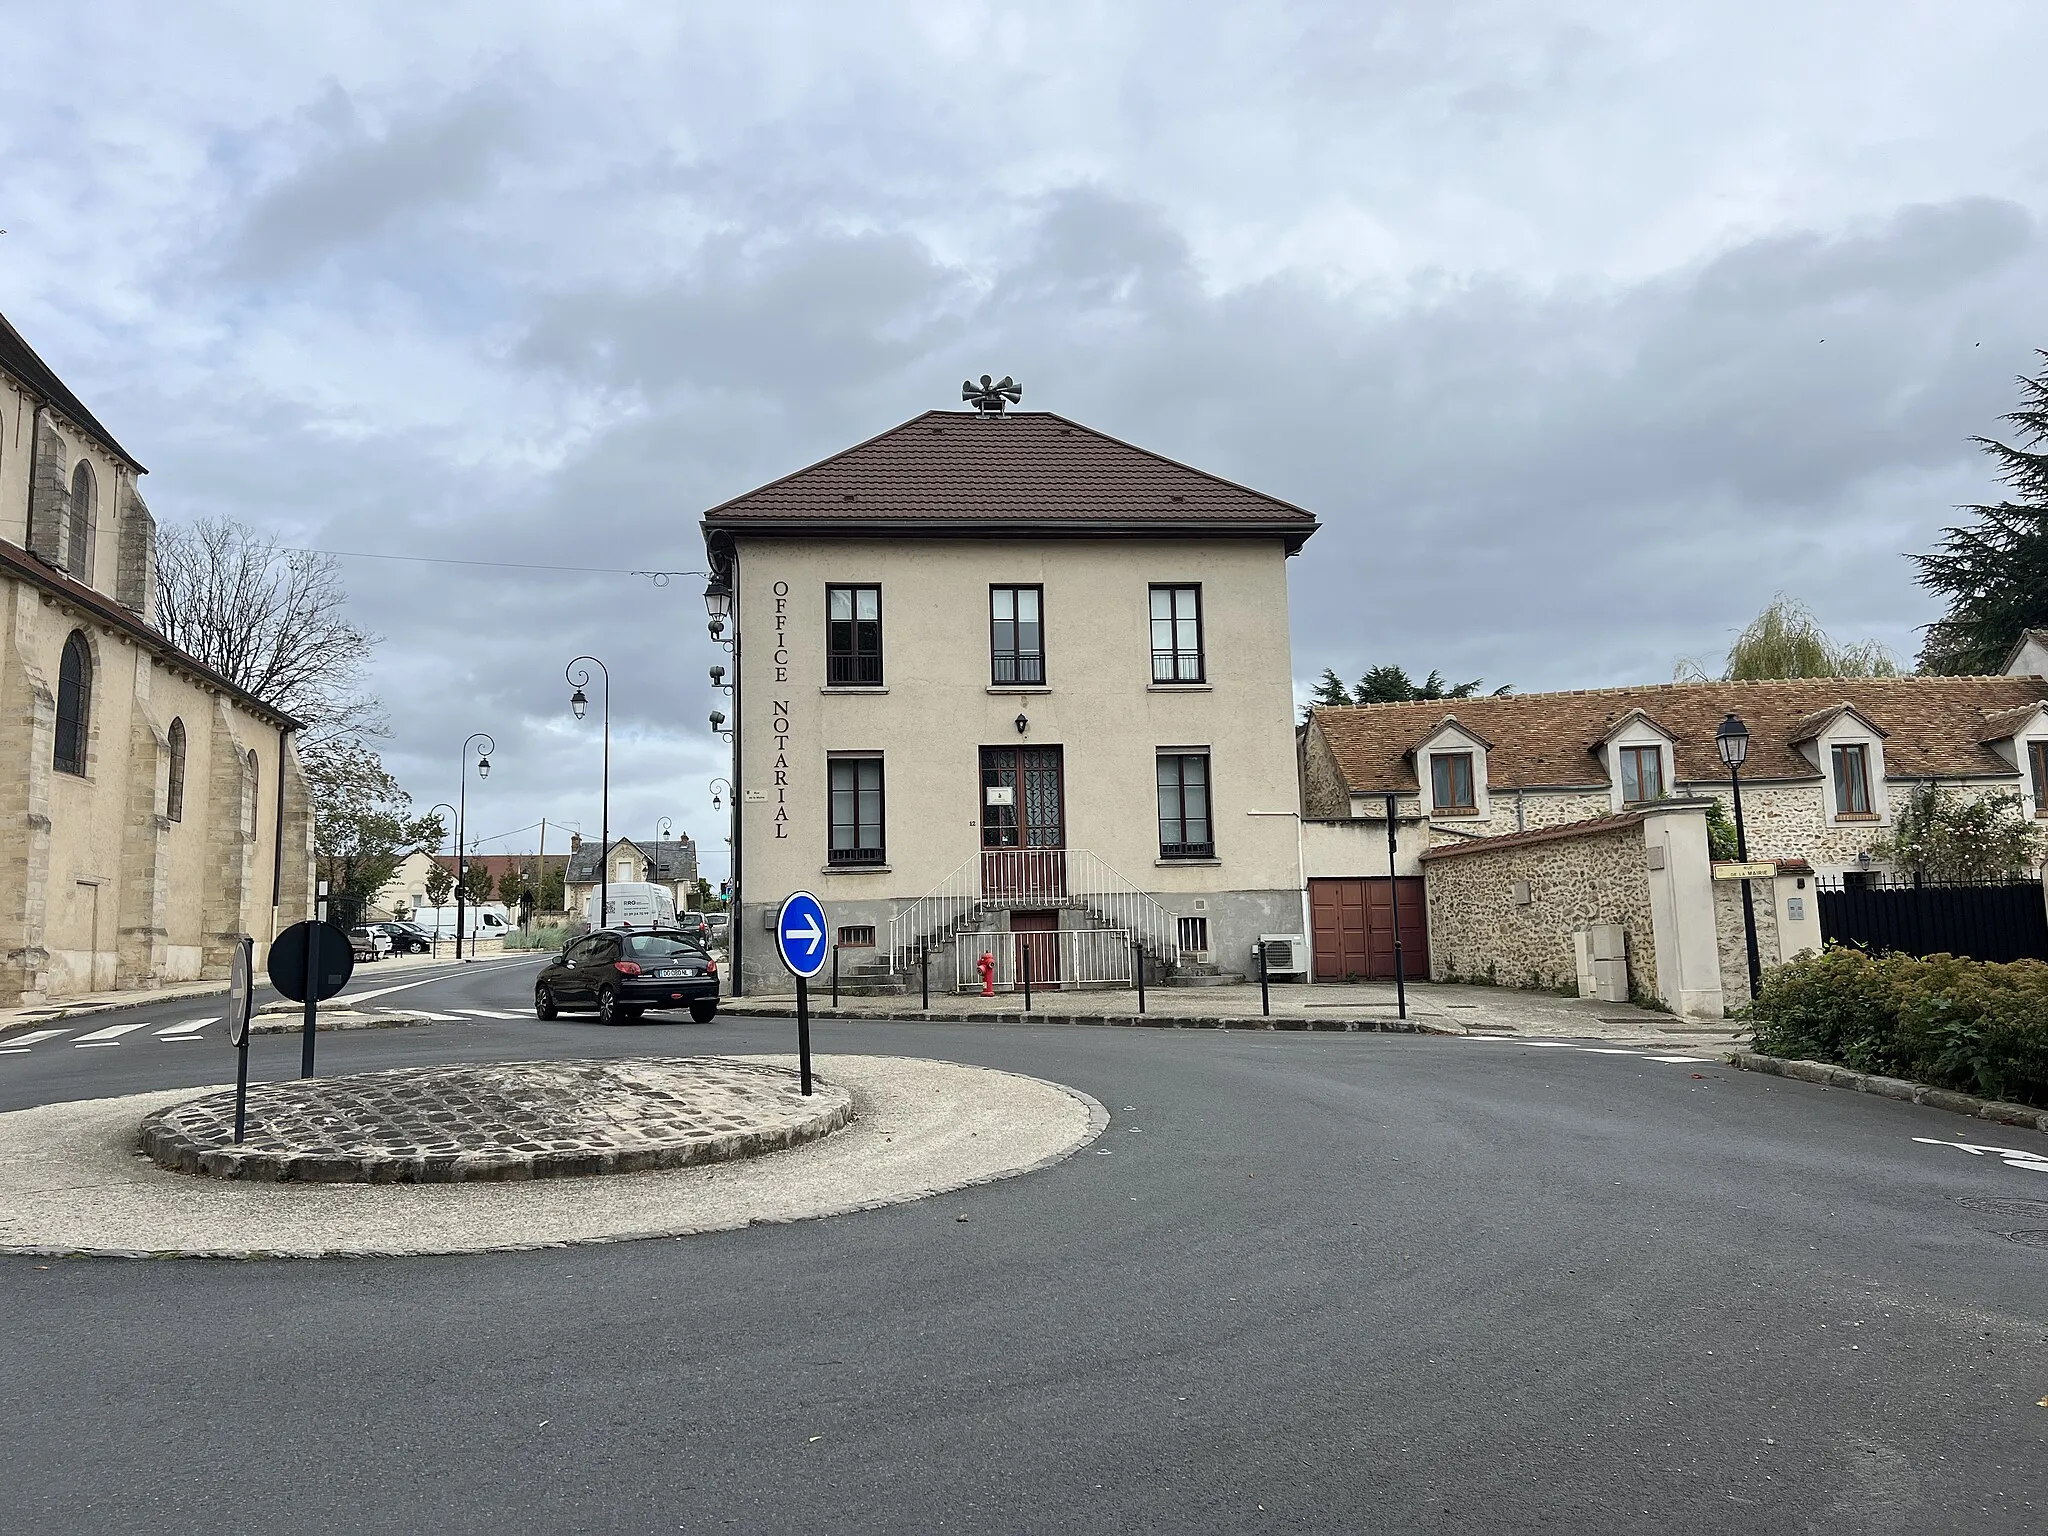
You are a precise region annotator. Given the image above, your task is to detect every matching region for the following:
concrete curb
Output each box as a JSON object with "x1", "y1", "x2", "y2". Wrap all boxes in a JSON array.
[
  {"x1": 249, "y1": 1011, "x2": 434, "y2": 1035},
  {"x1": 1728, "y1": 1051, "x2": 2048, "y2": 1134},
  {"x1": 720, "y1": 1004, "x2": 1432, "y2": 1033},
  {"x1": 0, "y1": 1055, "x2": 1107, "y2": 1259}
]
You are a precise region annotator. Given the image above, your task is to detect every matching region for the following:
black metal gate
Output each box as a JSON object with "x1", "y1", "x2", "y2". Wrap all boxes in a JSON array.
[{"x1": 1816, "y1": 878, "x2": 2048, "y2": 963}]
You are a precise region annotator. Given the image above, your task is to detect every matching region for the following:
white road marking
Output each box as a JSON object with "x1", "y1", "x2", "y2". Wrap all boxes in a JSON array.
[
  {"x1": 72, "y1": 1021, "x2": 150, "y2": 1043},
  {"x1": 1648, "y1": 1055, "x2": 1708, "y2": 1063},
  {"x1": 1576, "y1": 1048, "x2": 1641, "y2": 1056},
  {"x1": 155, "y1": 1019, "x2": 213, "y2": 1037},
  {"x1": 2, "y1": 1030, "x2": 71, "y2": 1048},
  {"x1": 1912, "y1": 1137, "x2": 2048, "y2": 1174},
  {"x1": 334, "y1": 957, "x2": 548, "y2": 1007},
  {"x1": 74, "y1": 1041, "x2": 122, "y2": 1048},
  {"x1": 386, "y1": 1009, "x2": 462, "y2": 1021},
  {"x1": 1519, "y1": 1041, "x2": 1575, "y2": 1048},
  {"x1": 450, "y1": 1008, "x2": 524, "y2": 1019},
  {"x1": 0, "y1": 1047, "x2": 28, "y2": 1055}
]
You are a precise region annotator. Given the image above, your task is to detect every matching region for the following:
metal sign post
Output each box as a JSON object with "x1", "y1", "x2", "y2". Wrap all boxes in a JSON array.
[
  {"x1": 775, "y1": 891, "x2": 829, "y2": 1096},
  {"x1": 1384, "y1": 793, "x2": 1408, "y2": 1020},
  {"x1": 226, "y1": 935, "x2": 255, "y2": 1143},
  {"x1": 267, "y1": 919, "x2": 355, "y2": 1079}
]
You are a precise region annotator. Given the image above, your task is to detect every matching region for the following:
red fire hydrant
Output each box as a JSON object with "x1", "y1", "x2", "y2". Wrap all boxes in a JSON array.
[{"x1": 978, "y1": 951, "x2": 997, "y2": 997}]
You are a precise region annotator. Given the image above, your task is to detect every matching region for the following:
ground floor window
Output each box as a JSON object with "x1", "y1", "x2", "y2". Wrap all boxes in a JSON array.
[
  {"x1": 837, "y1": 925, "x2": 876, "y2": 948},
  {"x1": 1177, "y1": 915, "x2": 1210, "y2": 955},
  {"x1": 1157, "y1": 752, "x2": 1213, "y2": 858},
  {"x1": 828, "y1": 757, "x2": 885, "y2": 864}
]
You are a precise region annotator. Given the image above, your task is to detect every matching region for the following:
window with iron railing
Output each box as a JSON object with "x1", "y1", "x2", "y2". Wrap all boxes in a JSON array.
[
  {"x1": 1149, "y1": 585, "x2": 1204, "y2": 683},
  {"x1": 1157, "y1": 752, "x2": 1213, "y2": 858},
  {"x1": 826, "y1": 585, "x2": 883, "y2": 686},
  {"x1": 990, "y1": 585, "x2": 1045, "y2": 685},
  {"x1": 828, "y1": 757, "x2": 886, "y2": 864}
]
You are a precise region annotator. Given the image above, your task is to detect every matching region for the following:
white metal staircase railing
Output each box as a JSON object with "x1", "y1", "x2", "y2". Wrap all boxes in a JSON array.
[{"x1": 887, "y1": 849, "x2": 1182, "y2": 974}]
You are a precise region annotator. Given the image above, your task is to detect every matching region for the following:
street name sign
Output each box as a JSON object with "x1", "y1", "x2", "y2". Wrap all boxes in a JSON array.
[
  {"x1": 1712, "y1": 861, "x2": 1777, "y2": 881},
  {"x1": 776, "y1": 891, "x2": 829, "y2": 980}
]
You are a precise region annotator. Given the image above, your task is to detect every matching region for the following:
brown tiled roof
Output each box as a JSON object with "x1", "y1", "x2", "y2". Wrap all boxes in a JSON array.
[
  {"x1": 1418, "y1": 803, "x2": 1681, "y2": 861},
  {"x1": 702, "y1": 410, "x2": 1318, "y2": 549},
  {"x1": 1311, "y1": 675, "x2": 2048, "y2": 794},
  {"x1": 1979, "y1": 703, "x2": 2047, "y2": 742},
  {"x1": 0, "y1": 539, "x2": 298, "y2": 728},
  {"x1": 0, "y1": 310, "x2": 144, "y2": 469}
]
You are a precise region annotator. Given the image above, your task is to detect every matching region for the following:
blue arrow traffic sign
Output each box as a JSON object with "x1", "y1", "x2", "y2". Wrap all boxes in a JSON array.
[{"x1": 775, "y1": 890, "x2": 830, "y2": 980}]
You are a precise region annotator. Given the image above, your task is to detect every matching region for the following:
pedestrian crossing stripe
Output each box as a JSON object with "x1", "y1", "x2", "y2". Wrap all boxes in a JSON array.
[
  {"x1": 73, "y1": 1021, "x2": 149, "y2": 1043},
  {"x1": 449, "y1": 1008, "x2": 524, "y2": 1019},
  {"x1": 2, "y1": 1030, "x2": 71, "y2": 1048}
]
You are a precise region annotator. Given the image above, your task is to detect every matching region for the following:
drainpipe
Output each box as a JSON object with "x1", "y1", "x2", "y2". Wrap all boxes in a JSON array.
[{"x1": 1516, "y1": 789, "x2": 1526, "y2": 833}]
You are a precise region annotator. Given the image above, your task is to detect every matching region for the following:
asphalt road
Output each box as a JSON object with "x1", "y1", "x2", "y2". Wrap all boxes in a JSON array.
[{"x1": 2, "y1": 961, "x2": 2045, "y2": 1533}]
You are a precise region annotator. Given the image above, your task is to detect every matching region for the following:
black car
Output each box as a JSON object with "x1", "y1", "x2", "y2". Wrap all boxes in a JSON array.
[
  {"x1": 534, "y1": 928, "x2": 720, "y2": 1024},
  {"x1": 369, "y1": 921, "x2": 433, "y2": 955}
]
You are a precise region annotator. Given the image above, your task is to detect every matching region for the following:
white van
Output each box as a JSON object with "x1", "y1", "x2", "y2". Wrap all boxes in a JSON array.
[
  {"x1": 585, "y1": 882, "x2": 678, "y2": 930},
  {"x1": 411, "y1": 904, "x2": 515, "y2": 943}
]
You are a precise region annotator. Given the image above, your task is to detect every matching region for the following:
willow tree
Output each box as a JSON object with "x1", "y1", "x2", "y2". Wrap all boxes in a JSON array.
[{"x1": 1680, "y1": 596, "x2": 1900, "y2": 681}]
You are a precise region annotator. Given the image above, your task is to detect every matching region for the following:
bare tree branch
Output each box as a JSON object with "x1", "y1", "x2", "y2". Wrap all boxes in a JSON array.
[{"x1": 155, "y1": 517, "x2": 386, "y2": 748}]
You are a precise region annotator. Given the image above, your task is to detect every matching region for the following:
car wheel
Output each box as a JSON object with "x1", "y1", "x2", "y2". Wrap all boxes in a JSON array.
[
  {"x1": 535, "y1": 983, "x2": 559, "y2": 1021},
  {"x1": 596, "y1": 986, "x2": 622, "y2": 1025},
  {"x1": 689, "y1": 1001, "x2": 717, "y2": 1024}
]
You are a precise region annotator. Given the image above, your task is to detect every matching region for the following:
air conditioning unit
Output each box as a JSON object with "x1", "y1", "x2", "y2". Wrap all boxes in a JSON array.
[{"x1": 1255, "y1": 935, "x2": 1309, "y2": 976}]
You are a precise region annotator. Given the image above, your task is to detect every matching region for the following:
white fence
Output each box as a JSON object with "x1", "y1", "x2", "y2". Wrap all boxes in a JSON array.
[{"x1": 952, "y1": 929, "x2": 1135, "y2": 991}]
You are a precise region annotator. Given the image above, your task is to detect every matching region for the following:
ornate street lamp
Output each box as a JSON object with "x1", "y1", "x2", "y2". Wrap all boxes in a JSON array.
[
  {"x1": 455, "y1": 733, "x2": 494, "y2": 961},
  {"x1": 704, "y1": 574, "x2": 732, "y2": 641},
  {"x1": 567, "y1": 656, "x2": 610, "y2": 930},
  {"x1": 1716, "y1": 712, "x2": 1763, "y2": 1002},
  {"x1": 704, "y1": 566, "x2": 741, "y2": 992}
]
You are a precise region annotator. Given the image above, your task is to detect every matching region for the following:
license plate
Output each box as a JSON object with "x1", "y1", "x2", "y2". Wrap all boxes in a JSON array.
[{"x1": 655, "y1": 969, "x2": 697, "y2": 980}]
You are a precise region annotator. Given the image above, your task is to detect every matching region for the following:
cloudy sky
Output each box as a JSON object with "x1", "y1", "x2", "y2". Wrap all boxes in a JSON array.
[{"x1": 6, "y1": 2, "x2": 2045, "y2": 875}]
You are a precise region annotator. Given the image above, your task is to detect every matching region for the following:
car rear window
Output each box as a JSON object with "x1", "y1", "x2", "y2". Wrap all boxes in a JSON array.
[{"x1": 624, "y1": 935, "x2": 709, "y2": 960}]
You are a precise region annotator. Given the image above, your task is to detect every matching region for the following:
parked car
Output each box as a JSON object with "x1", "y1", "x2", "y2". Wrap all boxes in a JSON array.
[
  {"x1": 705, "y1": 912, "x2": 730, "y2": 941},
  {"x1": 368, "y1": 921, "x2": 433, "y2": 955},
  {"x1": 348, "y1": 926, "x2": 393, "y2": 962},
  {"x1": 534, "y1": 928, "x2": 719, "y2": 1025}
]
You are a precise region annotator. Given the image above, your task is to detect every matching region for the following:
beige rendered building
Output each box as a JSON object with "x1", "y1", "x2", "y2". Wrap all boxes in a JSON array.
[
  {"x1": 0, "y1": 312, "x2": 314, "y2": 1003},
  {"x1": 702, "y1": 403, "x2": 1318, "y2": 995}
]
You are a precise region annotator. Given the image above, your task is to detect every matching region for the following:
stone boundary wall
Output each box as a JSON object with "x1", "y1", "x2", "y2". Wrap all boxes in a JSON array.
[{"x1": 1423, "y1": 818, "x2": 1657, "y2": 999}]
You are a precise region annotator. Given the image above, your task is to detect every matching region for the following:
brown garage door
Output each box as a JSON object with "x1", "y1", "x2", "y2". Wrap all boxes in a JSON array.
[{"x1": 1309, "y1": 878, "x2": 1428, "y2": 981}]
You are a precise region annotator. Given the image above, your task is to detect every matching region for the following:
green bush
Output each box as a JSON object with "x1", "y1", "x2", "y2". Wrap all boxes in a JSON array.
[
  {"x1": 503, "y1": 923, "x2": 573, "y2": 953},
  {"x1": 1750, "y1": 946, "x2": 2048, "y2": 1106}
]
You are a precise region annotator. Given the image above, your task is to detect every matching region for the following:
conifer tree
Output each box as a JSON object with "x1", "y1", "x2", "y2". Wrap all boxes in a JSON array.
[{"x1": 1915, "y1": 352, "x2": 2048, "y2": 673}]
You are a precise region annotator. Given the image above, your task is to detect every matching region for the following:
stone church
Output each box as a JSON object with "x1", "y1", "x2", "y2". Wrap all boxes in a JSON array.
[{"x1": 0, "y1": 311, "x2": 314, "y2": 1004}]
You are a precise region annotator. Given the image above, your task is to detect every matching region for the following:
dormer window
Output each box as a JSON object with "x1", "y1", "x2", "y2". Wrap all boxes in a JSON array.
[
  {"x1": 1832, "y1": 743, "x2": 1873, "y2": 816},
  {"x1": 1430, "y1": 752, "x2": 1476, "y2": 812},
  {"x1": 1619, "y1": 745, "x2": 1663, "y2": 805}
]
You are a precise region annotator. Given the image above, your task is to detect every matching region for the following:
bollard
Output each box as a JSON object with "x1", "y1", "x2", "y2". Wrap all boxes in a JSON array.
[
  {"x1": 1134, "y1": 938, "x2": 1145, "y2": 1015},
  {"x1": 920, "y1": 946, "x2": 929, "y2": 1011},
  {"x1": 831, "y1": 943, "x2": 840, "y2": 1009},
  {"x1": 1021, "y1": 938, "x2": 1033, "y2": 1012},
  {"x1": 1259, "y1": 940, "x2": 1271, "y2": 1017}
]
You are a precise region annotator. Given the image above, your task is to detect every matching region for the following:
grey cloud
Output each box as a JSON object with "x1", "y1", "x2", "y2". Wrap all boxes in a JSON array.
[{"x1": 223, "y1": 87, "x2": 525, "y2": 278}]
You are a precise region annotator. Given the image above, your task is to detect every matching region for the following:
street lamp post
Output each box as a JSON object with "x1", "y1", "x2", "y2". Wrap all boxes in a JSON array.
[
  {"x1": 1716, "y1": 712, "x2": 1763, "y2": 1003},
  {"x1": 657, "y1": 815, "x2": 675, "y2": 911},
  {"x1": 705, "y1": 571, "x2": 738, "y2": 992},
  {"x1": 567, "y1": 656, "x2": 610, "y2": 931},
  {"x1": 455, "y1": 734, "x2": 494, "y2": 961}
]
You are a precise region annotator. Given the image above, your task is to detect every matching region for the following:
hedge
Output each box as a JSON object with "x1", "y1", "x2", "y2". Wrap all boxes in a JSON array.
[{"x1": 1749, "y1": 947, "x2": 2048, "y2": 1108}]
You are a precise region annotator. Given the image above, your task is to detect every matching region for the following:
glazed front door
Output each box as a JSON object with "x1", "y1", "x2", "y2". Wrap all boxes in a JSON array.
[{"x1": 981, "y1": 746, "x2": 1065, "y2": 901}]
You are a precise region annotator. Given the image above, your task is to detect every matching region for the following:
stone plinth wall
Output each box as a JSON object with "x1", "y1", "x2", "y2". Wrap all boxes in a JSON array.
[
  {"x1": 1424, "y1": 819, "x2": 1657, "y2": 999},
  {"x1": 1714, "y1": 879, "x2": 1786, "y2": 1009}
]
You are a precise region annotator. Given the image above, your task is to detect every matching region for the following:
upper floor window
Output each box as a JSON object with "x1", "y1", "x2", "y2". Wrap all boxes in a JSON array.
[
  {"x1": 166, "y1": 717, "x2": 187, "y2": 822},
  {"x1": 1619, "y1": 744, "x2": 1664, "y2": 805},
  {"x1": 1157, "y1": 752, "x2": 1213, "y2": 858},
  {"x1": 1430, "y1": 751, "x2": 1475, "y2": 812},
  {"x1": 54, "y1": 630, "x2": 91, "y2": 776},
  {"x1": 67, "y1": 461, "x2": 96, "y2": 578},
  {"x1": 990, "y1": 586, "x2": 1045, "y2": 685},
  {"x1": 1149, "y1": 585, "x2": 1204, "y2": 683},
  {"x1": 2030, "y1": 741, "x2": 2048, "y2": 815},
  {"x1": 1832, "y1": 743, "x2": 1873, "y2": 817},
  {"x1": 828, "y1": 756, "x2": 886, "y2": 865},
  {"x1": 826, "y1": 585, "x2": 882, "y2": 686}
]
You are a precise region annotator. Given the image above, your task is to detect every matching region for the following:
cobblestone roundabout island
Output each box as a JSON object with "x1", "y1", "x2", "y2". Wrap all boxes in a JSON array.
[{"x1": 138, "y1": 1057, "x2": 854, "y2": 1183}]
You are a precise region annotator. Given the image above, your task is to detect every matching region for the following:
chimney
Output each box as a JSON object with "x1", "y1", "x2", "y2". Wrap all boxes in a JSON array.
[{"x1": 569, "y1": 833, "x2": 583, "y2": 853}]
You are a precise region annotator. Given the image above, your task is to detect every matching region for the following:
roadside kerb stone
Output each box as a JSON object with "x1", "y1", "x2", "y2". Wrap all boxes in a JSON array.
[
  {"x1": 1728, "y1": 1051, "x2": 2048, "y2": 1134},
  {"x1": 140, "y1": 1057, "x2": 852, "y2": 1183},
  {"x1": 0, "y1": 1054, "x2": 1105, "y2": 1258},
  {"x1": 249, "y1": 1010, "x2": 435, "y2": 1035}
]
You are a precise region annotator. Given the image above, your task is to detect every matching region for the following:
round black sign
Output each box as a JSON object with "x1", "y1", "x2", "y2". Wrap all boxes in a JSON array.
[
  {"x1": 227, "y1": 936, "x2": 255, "y2": 1046},
  {"x1": 266, "y1": 920, "x2": 355, "y2": 1004}
]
